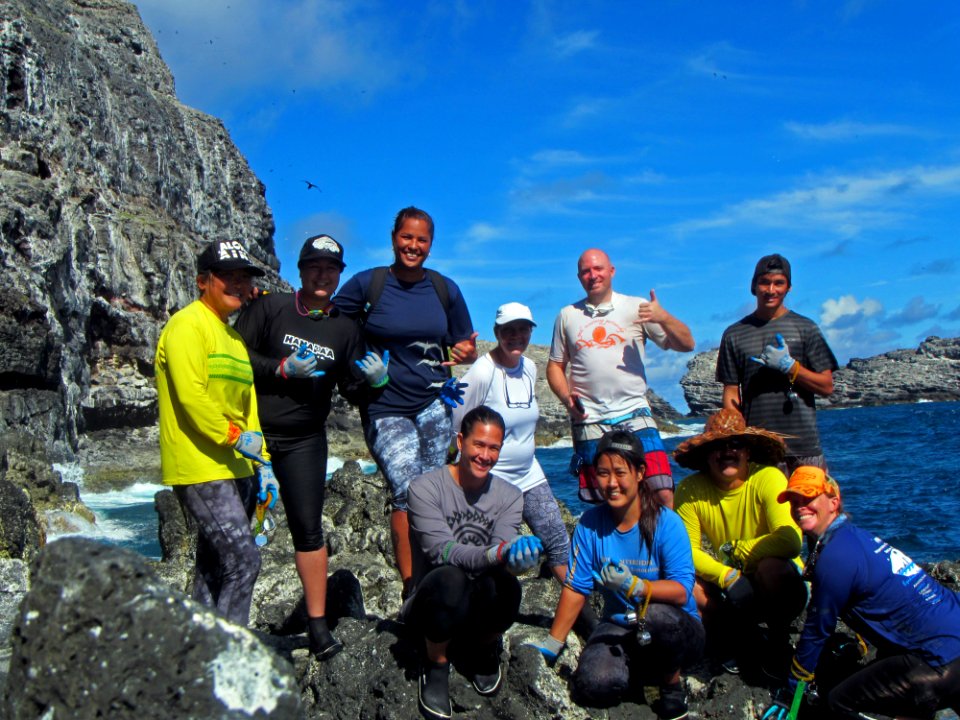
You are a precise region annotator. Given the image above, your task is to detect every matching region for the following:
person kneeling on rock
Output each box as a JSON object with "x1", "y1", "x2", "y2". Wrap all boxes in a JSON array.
[
  {"x1": 404, "y1": 405, "x2": 543, "y2": 720},
  {"x1": 532, "y1": 431, "x2": 704, "y2": 720}
]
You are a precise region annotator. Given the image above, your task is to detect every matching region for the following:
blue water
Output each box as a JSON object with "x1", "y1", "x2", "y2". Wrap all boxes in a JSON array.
[
  {"x1": 539, "y1": 401, "x2": 960, "y2": 563},
  {"x1": 73, "y1": 402, "x2": 959, "y2": 563}
]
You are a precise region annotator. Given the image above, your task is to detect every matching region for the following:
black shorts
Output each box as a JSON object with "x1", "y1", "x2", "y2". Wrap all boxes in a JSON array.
[{"x1": 265, "y1": 431, "x2": 329, "y2": 552}]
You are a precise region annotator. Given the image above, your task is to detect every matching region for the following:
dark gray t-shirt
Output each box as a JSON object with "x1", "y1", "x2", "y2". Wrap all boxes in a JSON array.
[
  {"x1": 407, "y1": 466, "x2": 523, "y2": 590},
  {"x1": 717, "y1": 310, "x2": 838, "y2": 457}
]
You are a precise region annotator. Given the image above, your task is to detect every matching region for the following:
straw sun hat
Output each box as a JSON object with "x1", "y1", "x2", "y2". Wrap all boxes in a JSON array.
[{"x1": 673, "y1": 408, "x2": 787, "y2": 471}]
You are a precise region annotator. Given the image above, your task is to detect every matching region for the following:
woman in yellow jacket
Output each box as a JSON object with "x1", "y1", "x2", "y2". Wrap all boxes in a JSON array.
[{"x1": 155, "y1": 239, "x2": 274, "y2": 625}]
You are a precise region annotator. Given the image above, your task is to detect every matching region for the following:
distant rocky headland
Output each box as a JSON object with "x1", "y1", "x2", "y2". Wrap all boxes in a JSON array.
[{"x1": 679, "y1": 336, "x2": 960, "y2": 416}]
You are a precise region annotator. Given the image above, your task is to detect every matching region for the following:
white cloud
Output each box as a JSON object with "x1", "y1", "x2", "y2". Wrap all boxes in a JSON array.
[
  {"x1": 553, "y1": 30, "x2": 599, "y2": 58},
  {"x1": 134, "y1": 0, "x2": 400, "y2": 107},
  {"x1": 820, "y1": 294, "x2": 883, "y2": 328},
  {"x1": 785, "y1": 120, "x2": 923, "y2": 141},
  {"x1": 673, "y1": 163, "x2": 960, "y2": 238}
]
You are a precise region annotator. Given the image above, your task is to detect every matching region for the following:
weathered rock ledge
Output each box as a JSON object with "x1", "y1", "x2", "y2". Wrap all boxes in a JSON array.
[{"x1": 680, "y1": 336, "x2": 960, "y2": 416}]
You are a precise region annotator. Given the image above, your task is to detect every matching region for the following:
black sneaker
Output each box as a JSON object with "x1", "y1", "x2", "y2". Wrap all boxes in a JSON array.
[
  {"x1": 419, "y1": 661, "x2": 452, "y2": 719},
  {"x1": 471, "y1": 642, "x2": 502, "y2": 696},
  {"x1": 720, "y1": 656, "x2": 740, "y2": 674},
  {"x1": 307, "y1": 617, "x2": 344, "y2": 661},
  {"x1": 651, "y1": 683, "x2": 688, "y2": 720}
]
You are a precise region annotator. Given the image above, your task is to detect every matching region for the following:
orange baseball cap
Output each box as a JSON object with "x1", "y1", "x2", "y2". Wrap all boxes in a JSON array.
[{"x1": 777, "y1": 466, "x2": 841, "y2": 504}]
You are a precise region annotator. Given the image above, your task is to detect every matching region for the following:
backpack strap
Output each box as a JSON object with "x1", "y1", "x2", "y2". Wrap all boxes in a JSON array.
[
  {"x1": 425, "y1": 268, "x2": 451, "y2": 314},
  {"x1": 358, "y1": 266, "x2": 389, "y2": 327}
]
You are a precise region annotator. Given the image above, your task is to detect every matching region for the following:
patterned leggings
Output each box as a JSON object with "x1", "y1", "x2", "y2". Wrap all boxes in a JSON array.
[
  {"x1": 174, "y1": 476, "x2": 260, "y2": 626},
  {"x1": 364, "y1": 398, "x2": 452, "y2": 511}
]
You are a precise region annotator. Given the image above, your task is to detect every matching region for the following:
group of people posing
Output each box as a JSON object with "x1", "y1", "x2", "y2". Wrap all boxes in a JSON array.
[{"x1": 155, "y1": 208, "x2": 960, "y2": 720}]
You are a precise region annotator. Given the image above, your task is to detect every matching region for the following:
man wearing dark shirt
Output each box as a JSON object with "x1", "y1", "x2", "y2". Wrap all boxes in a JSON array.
[{"x1": 716, "y1": 254, "x2": 838, "y2": 473}]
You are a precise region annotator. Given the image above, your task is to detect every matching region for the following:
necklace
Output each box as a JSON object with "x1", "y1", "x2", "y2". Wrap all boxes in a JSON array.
[{"x1": 295, "y1": 291, "x2": 331, "y2": 319}]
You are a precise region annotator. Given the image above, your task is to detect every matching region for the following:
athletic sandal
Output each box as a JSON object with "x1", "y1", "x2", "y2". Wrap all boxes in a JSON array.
[
  {"x1": 418, "y1": 661, "x2": 452, "y2": 720},
  {"x1": 650, "y1": 683, "x2": 688, "y2": 720},
  {"x1": 308, "y1": 617, "x2": 344, "y2": 661},
  {"x1": 471, "y1": 642, "x2": 502, "y2": 696}
]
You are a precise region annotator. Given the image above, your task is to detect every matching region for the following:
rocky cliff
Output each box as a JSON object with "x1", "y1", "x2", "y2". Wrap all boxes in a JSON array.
[
  {"x1": 680, "y1": 336, "x2": 960, "y2": 416},
  {"x1": 0, "y1": 0, "x2": 286, "y2": 459}
]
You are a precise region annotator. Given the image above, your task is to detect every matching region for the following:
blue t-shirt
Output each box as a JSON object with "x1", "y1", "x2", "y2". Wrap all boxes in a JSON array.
[
  {"x1": 795, "y1": 518, "x2": 960, "y2": 679},
  {"x1": 335, "y1": 268, "x2": 474, "y2": 419},
  {"x1": 566, "y1": 504, "x2": 699, "y2": 620}
]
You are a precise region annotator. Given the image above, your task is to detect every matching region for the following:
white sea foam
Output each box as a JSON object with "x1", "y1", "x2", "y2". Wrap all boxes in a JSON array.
[{"x1": 327, "y1": 456, "x2": 378, "y2": 475}]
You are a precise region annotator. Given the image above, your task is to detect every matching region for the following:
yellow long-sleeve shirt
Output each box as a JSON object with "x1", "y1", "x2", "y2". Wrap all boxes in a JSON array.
[
  {"x1": 155, "y1": 300, "x2": 266, "y2": 485},
  {"x1": 675, "y1": 463, "x2": 802, "y2": 588}
]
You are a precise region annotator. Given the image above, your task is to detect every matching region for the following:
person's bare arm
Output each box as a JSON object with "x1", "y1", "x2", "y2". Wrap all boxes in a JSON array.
[
  {"x1": 792, "y1": 366, "x2": 834, "y2": 397},
  {"x1": 547, "y1": 586, "x2": 588, "y2": 644},
  {"x1": 722, "y1": 384, "x2": 741, "y2": 412},
  {"x1": 547, "y1": 359, "x2": 586, "y2": 422},
  {"x1": 637, "y1": 289, "x2": 694, "y2": 352}
]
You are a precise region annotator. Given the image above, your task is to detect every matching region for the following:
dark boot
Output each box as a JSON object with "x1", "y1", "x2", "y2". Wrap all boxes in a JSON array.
[
  {"x1": 418, "y1": 660, "x2": 451, "y2": 719},
  {"x1": 308, "y1": 617, "x2": 343, "y2": 661},
  {"x1": 470, "y1": 640, "x2": 502, "y2": 696}
]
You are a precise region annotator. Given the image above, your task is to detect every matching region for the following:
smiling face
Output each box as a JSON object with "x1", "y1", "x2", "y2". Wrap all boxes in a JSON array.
[
  {"x1": 705, "y1": 438, "x2": 750, "y2": 489},
  {"x1": 577, "y1": 249, "x2": 615, "y2": 305},
  {"x1": 197, "y1": 269, "x2": 254, "y2": 321},
  {"x1": 754, "y1": 272, "x2": 790, "y2": 317},
  {"x1": 299, "y1": 258, "x2": 342, "y2": 309},
  {"x1": 595, "y1": 452, "x2": 642, "y2": 512},
  {"x1": 494, "y1": 320, "x2": 533, "y2": 363},
  {"x1": 456, "y1": 422, "x2": 503, "y2": 487},
  {"x1": 789, "y1": 492, "x2": 841, "y2": 538},
  {"x1": 391, "y1": 217, "x2": 432, "y2": 278}
]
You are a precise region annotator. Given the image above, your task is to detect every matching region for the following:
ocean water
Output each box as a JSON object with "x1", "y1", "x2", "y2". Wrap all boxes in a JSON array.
[{"x1": 55, "y1": 401, "x2": 960, "y2": 564}]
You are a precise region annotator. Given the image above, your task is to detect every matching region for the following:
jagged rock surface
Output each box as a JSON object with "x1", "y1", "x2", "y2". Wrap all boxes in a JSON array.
[
  {"x1": 680, "y1": 336, "x2": 960, "y2": 416},
  {"x1": 0, "y1": 0, "x2": 287, "y2": 458},
  {"x1": 3, "y1": 537, "x2": 302, "y2": 719}
]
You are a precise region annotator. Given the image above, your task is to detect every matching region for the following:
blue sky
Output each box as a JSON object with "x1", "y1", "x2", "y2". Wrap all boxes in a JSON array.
[{"x1": 133, "y1": 1, "x2": 960, "y2": 410}]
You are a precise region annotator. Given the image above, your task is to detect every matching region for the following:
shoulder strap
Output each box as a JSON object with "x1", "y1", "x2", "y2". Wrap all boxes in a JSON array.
[
  {"x1": 359, "y1": 266, "x2": 389, "y2": 327},
  {"x1": 425, "y1": 269, "x2": 450, "y2": 314}
]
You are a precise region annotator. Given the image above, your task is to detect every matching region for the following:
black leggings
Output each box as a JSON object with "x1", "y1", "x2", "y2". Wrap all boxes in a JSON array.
[
  {"x1": 828, "y1": 652, "x2": 960, "y2": 719},
  {"x1": 573, "y1": 605, "x2": 705, "y2": 707},
  {"x1": 266, "y1": 432, "x2": 328, "y2": 552},
  {"x1": 406, "y1": 565, "x2": 521, "y2": 644}
]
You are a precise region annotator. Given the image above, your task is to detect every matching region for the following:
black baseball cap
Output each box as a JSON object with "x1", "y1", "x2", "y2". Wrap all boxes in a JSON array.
[
  {"x1": 197, "y1": 240, "x2": 265, "y2": 276},
  {"x1": 751, "y1": 253, "x2": 791, "y2": 295},
  {"x1": 298, "y1": 234, "x2": 345, "y2": 270}
]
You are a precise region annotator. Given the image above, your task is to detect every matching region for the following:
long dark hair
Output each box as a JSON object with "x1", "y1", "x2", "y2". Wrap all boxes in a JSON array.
[
  {"x1": 392, "y1": 206, "x2": 434, "y2": 240},
  {"x1": 594, "y1": 430, "x2": 662, "y2": 551}
]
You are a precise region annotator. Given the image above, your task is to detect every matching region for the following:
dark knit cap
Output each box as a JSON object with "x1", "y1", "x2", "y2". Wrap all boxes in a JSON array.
[{"x1": 751, "y1": 253, "x2": 791, "y2": 295}]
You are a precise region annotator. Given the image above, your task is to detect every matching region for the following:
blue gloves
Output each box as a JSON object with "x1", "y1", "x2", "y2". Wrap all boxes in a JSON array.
[
  {"x1": 750, "y1": 333, "x2": 797, "y2": 375},
  {"x1": 723, "y1": 571, "x2": 754, "y2": 610},
  {"x1": 506, "y1": 535, "x2": 543, "y2": 574},
  {"x1": 439, "y1": 377, "x2": 468, "y2": 407},
  {"x1": 528, "y1": 635, "x2": 565, "y2": 666},
  {"x1": 278, "y1": 344, "x2": 325, "y2": 379},
  {"x1": 234, "y1": 430, "x2": 268, "y2": 465},
  {"x1": 356, "y1": 350, "x2": 389, "y2": 387},
  {"x1": 256, "y1": 464, "x2": 279, "y2": 509},
  {"x1": 761, "y1": 680, "x2": 805, "y2": 720},
  {"x1": 593, "y1": 560, "x2": 646, "y2": 604}
]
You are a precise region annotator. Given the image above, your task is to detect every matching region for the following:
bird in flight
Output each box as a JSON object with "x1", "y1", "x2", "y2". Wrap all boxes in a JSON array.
[{"x1": 303, "y1": 180, "x2": 321, "y2": 191}]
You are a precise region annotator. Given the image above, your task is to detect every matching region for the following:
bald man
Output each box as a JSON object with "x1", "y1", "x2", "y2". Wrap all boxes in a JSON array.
[{"x1": 547, "y1": 249, "x2": 694, "y2": 508}]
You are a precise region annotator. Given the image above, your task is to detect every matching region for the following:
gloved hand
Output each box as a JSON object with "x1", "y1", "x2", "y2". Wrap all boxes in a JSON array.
[
  {"x1": 356, "y1": 350, "x2": 389, "y2": 387},
  {"x1": 718, "y1": 541, "x2": 739, "y2": 568},
  {"x1": 234, "y1": 430, "x2": 268, "y2": 465},
  {"x1": 527, "y1": 635, "x2": 565, "y2": 666},
  {"x1": 723, "y1": 570, "x2": 754, "y2": 610},
  {"x1": 439, "y1": 377, "x2": 468, "y2": 408},
  {"x1": 750, "y1": 333, "x2": 797, "y2": 375},
  {"x1": 256, "y1": 464, "x2": 279, "y2": 509},
  {"x1": 593, "y1": 560, "x2": 646, "y2": 604},
  {"x1": 761, "y1": 680, "x2": 805, "y2": 720},
  {"x1": 278, "y1": 344, "x2": 325, "y2": 379},
  {"x1": 504, "y1": 535, "x2": 544, "y2": 575}
]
